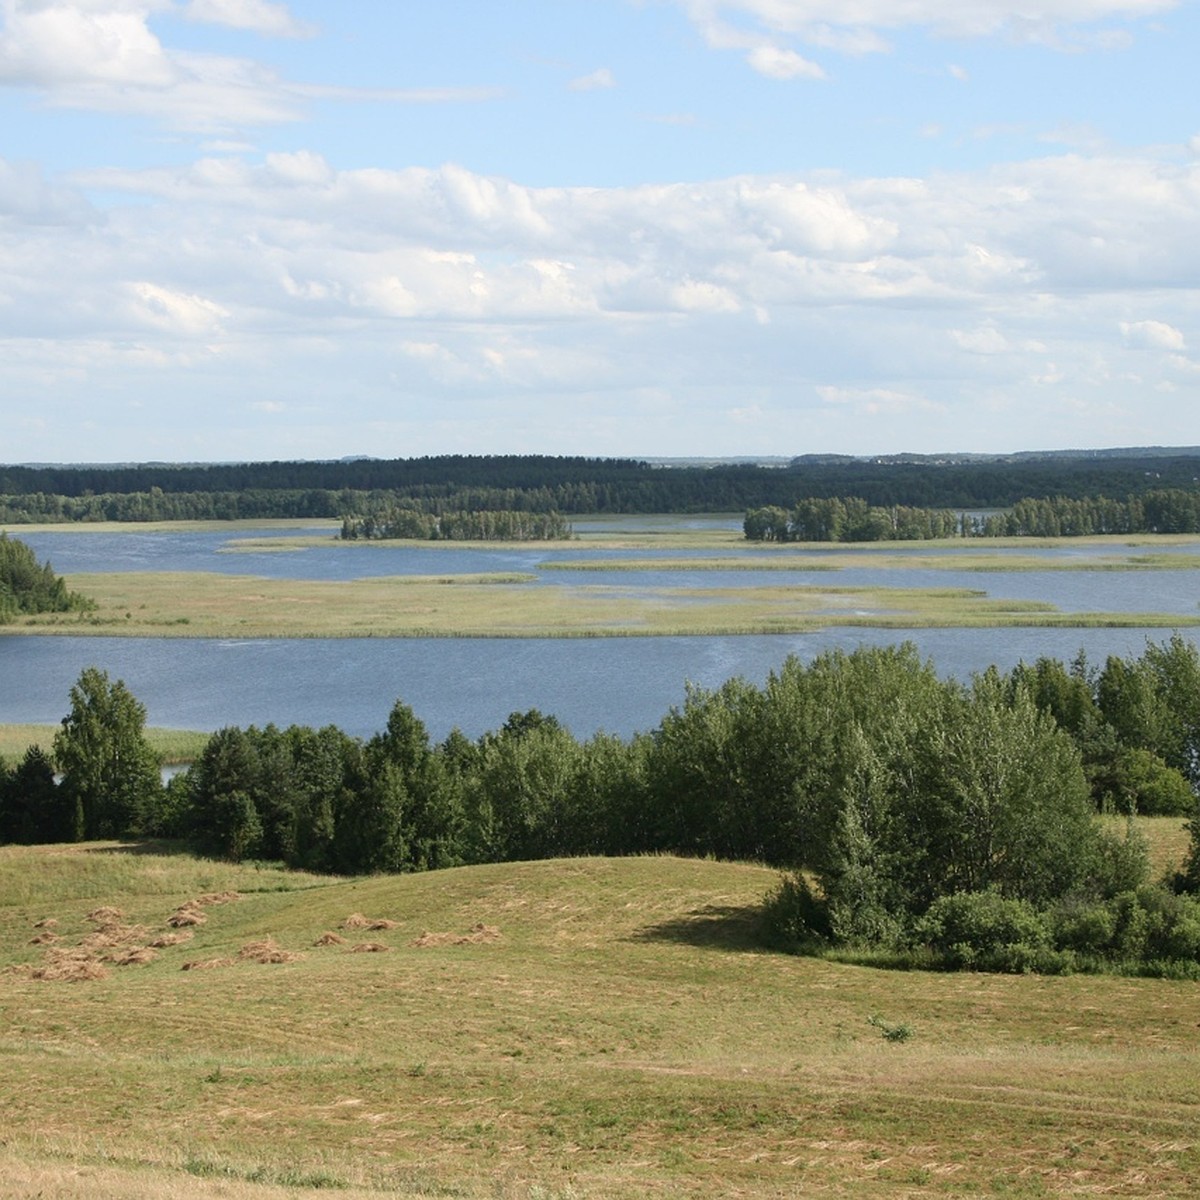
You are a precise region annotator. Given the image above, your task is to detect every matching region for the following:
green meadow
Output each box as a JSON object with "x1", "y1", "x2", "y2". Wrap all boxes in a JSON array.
[{"x1": 1, "y1": 832, "x2": 1197, "y2": 1199}]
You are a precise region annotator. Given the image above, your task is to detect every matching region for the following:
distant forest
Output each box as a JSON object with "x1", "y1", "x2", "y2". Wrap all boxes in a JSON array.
[
  {"x1": 744, "y1": 488, "x2": 1200, "y2": 541},
  {"x1": 2, "y1": 452, "x2": 1199, "y2": 525}
]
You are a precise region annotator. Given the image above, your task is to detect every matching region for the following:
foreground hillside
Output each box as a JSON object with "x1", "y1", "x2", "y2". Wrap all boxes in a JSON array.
[{"x1": 1, "y1": 846, "x2": 1198, "y2": 1199}]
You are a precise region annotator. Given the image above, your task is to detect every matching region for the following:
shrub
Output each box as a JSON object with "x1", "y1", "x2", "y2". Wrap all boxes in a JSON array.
[
  {"x1": 761, "y1": 871, "x2": 831, "y2": 950},
  {"x1": 916, "y1": 891, "x2": 1050, "y2": 971},
  {"x1": 1049, "y1": 896, "x2": 1118, "y2": 955}
]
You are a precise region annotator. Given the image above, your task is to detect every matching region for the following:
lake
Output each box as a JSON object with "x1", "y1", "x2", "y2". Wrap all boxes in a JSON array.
[{"x1": 4, "y1": 522, "x2": 1199, "y2": 741}]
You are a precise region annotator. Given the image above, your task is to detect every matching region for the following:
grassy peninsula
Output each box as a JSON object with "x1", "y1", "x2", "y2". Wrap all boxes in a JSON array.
[{"x1": 5, "y1": 568, "x2": 1197, "y2": 638}]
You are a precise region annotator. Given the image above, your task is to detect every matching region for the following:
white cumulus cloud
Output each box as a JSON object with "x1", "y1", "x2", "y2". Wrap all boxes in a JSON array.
[
  {"x1": 0, "y1": 0, "x2": 500, "y2": 131},
  {"x1": 0, "y1": 0, "x2": 174, "y2": 87},
  {"x1": 1120, "y1": 319, "x2": 1186, "y2": 350},
  {"x1": 745, "y1": 44, "x2": 825, "y2": 79},
  {"x1": 128, "y1": 281, "x2": 228, "y2": 334}
]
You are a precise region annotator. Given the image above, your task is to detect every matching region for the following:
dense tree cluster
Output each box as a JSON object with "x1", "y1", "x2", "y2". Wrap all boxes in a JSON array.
[
  {"x1": 744, "y1": 488, "x2": 1200, "y2": 542},
  {"x1": 0, "y1": 534, "x2": 90, "y2": 622},
  {"x1": 745, "y1": 499, "x2": 964, "y2": 542},
  {"x1": 4, "y1": 641, "x2": 1200, "y2": 975},
  {"x1": 340, "y1": 507, "x2": 572, "y2": 541},
  {"x1": 4, "y1": 453, "x2": 1200, "y2": 525}
]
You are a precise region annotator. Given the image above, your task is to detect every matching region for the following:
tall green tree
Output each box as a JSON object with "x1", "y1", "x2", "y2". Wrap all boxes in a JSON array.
[
  {"x1": 53, "y1": 667, "x2": 162, "y2": 839},
  {"x1": 0, "y1": 745, "x2": 67, "y2": 844}
]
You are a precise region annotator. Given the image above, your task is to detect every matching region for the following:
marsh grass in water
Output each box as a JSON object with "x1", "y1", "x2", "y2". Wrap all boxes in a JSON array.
[
  {"x1": 542, "y1": 551, "x2": 1200, "y2": 572},
  {"x1": 1, "y1": 846, "x2": 1199, "y2": 1198},
  {"x1": 0, "y1": 723, "x2": 210, "y2": 766},
  {"x1": 8, "y1": 571, "x2": 1200, "y2": 639}
]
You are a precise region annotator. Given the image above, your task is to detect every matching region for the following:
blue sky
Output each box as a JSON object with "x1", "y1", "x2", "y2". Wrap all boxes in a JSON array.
[{"x1": 1, "y1": 0, "x2": 1198, "y2": 463}]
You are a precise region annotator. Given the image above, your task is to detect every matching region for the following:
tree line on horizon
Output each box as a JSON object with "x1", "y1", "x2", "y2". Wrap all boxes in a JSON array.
[
  {"x1": 2, "y1": 452, "x2": 1199, "y2": 525},
  {"x1": 3, "y1": 639, "x2": 1200, "y2": 977},
  {"x1": 744, "y1": 488, "x2": 1200, "y2": 541}
]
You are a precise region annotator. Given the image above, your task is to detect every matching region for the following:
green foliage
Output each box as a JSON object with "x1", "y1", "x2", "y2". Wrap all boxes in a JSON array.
[
  {"x1": 0, "y1": 745, "x2": 68, "y2": 843},
  {"x1": 7, "y1": 452, "x2": 1200, "y2": 527},
  {"x1": 761, "y1": 871, "x2": 831, "y2": 949},
  {"x1": 867, "y1": 1014, "x2": 914, "y2": 1043},
  {"x1": 52, "y1": 667, "x2": 162, "y2": 840},
  {"x1": 341, "y1": 506, "x2": 572, "y2": 541},
  {"x1": 915, "y1": 891, "x2": 1052, "y2": 972},
  {"x1": 745, "y1": 487, "x2": 1200, "y2": 543},
  {"x1": 465, "y1": 711, "x2": 580, "y2": 862},
  {"x1": 1091, "y1": 748, "x2": 1195, "y2": 816},
  {"x1": 0, "y1": 532, "x2": 90, "y2": 622}
]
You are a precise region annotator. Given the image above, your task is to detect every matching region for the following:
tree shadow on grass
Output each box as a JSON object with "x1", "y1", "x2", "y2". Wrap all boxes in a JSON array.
[
  {"x1": 83, "y1": 838, "x2": 198, "y2": 857},
  {"x1": 630, "y1": 903, "x2": 767, "y2": 953}
]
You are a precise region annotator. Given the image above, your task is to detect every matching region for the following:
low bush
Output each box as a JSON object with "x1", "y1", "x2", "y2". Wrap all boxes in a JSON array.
[{"x1": 915, "y1": 891, "x2": 1050, "y2": 972}]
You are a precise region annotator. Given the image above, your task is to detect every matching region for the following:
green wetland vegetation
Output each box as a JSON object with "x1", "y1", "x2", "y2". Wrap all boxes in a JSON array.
[{"x1": 6, "y1": 523, "x2": 1200, "y2": 639}]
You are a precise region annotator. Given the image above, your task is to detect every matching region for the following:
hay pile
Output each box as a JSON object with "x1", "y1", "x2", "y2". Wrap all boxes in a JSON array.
[
  {"x1": 110, "y1": 947, "x2": 157, "y2": 967},
  {"x1": 313, "y1": 931, "x2": 346, "y2": 946},
  {"x1": 349, "y1": 942, "x2": 389, "y2": 953},
  {"x1": 148, "y1": 931, "x2": 193, "y2": 948},
  {"x1": 166, "y1": 904, "x2": 207, "y2": 928},
  {"x1": 342, "y1": 913, "x2": 399, "y2": 931},
  {"x1": 26, "y1": 948, "x2": 111, "y2": 983},
  {"x1": 412, "y1": 923, "x2": 502, "y2": 948},
  {"x1": 16, "y1": 895, "x2": 228, "y2": 982},
  {"x1": 238, "y1": 938, "x2": 304, "y2": 965}
]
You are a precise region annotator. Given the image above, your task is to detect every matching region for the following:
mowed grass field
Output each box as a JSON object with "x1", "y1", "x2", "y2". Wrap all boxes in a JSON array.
[{"x1": 1, "y1": 831, "x2": 1198, "y2": 1199}]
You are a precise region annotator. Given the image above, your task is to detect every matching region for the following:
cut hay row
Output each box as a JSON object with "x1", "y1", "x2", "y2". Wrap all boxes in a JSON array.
[
  {"x1": 11, "y1": 896, "x2": 501, "y2": 984},
  {"x1": 12, "y1": 893, "x2": 243, "y2": 983},
  {"x1": 412, "y1": 922, "x2": 502, "y2": 948}
]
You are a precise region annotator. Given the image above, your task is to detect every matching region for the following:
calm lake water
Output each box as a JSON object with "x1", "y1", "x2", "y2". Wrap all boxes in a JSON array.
[{"x1": 4, "y1": 522, "x2": 1199, "y2": 741}]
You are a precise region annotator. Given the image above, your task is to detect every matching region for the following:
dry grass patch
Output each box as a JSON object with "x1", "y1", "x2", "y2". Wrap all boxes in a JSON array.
[
  {"x1": 166, "y1": 908, "x2": 206, "y2": 928},
  {"x1": 341, "y1": 913, "x2": 397, "y2": 930},
  {"x1": 313, "y1": 931, "x2": 346, "y2": 946},
  {"x1": 412, "y1": 922, "x2": 502, "y2": 948},
  {"x1": 348, "y1": 941, "x2": 390, "y2": 953},
  {"x1": 148, "y1": 930, "x2": 193, "y2": 948},
  {"x1": 22, "y1": 947, "x2": 110, "y2": 982},
  {"x1": 238, "y1": 939, "x2": 304, "y2": 965},
  {"x1": 86, "y1": 905, "x2": 124, "y2": 924},
  {"x1": 109, "y1": 946, "x2": 157, "y2": 967}
]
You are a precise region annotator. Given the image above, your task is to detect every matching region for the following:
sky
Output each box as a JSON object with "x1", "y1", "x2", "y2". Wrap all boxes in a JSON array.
[{"x1": 1, "y1": 0, "x2": 1199, "y2": 463}]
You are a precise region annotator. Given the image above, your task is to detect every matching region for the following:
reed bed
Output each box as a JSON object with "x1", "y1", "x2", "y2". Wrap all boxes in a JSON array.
[{"x1": 8, "y1": 571, "x2": 1198, "y2": 640}]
